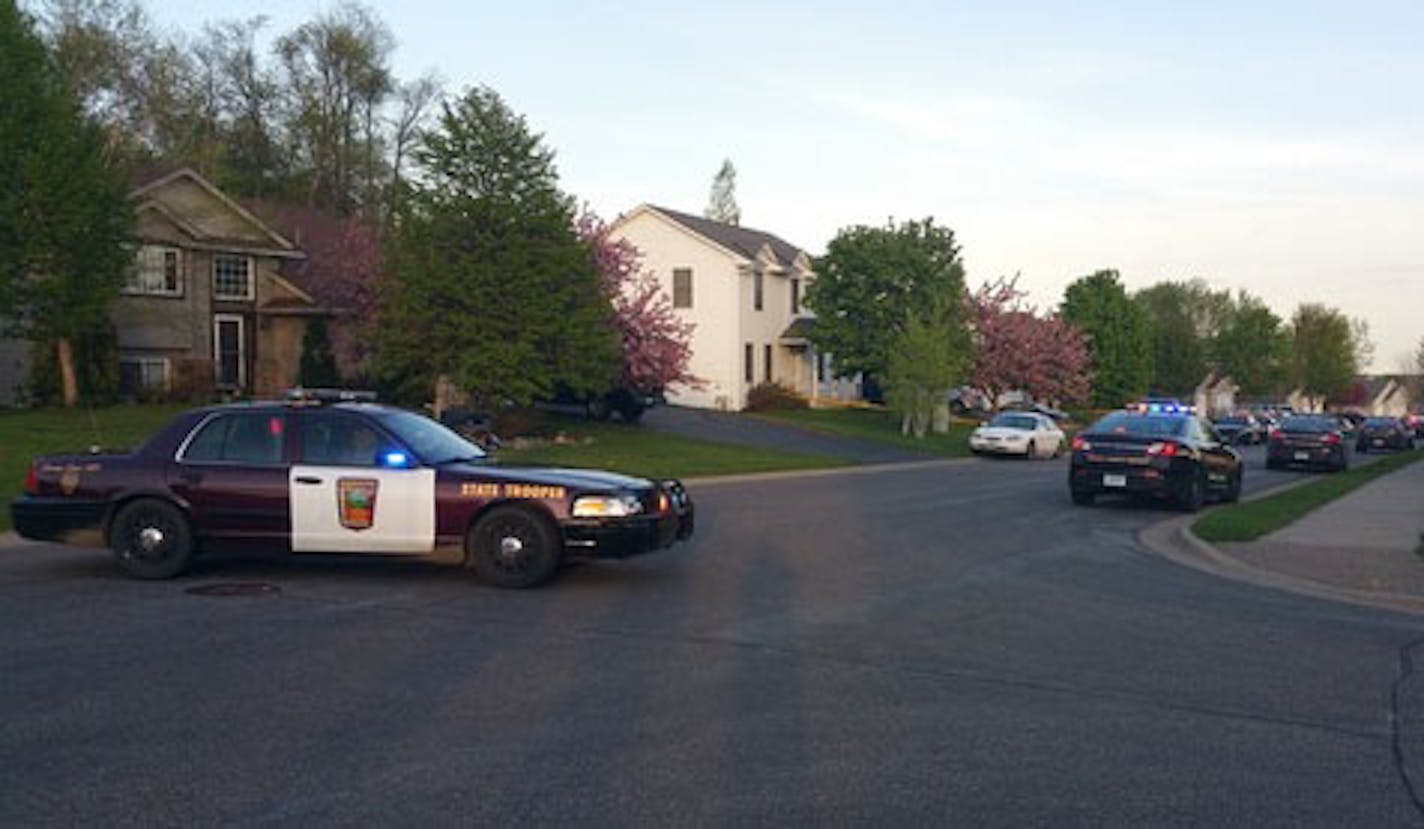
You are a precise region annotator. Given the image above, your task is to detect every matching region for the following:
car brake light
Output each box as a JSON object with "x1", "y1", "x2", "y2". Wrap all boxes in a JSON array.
[
  {"x1": 23, "y1": 463, "x2": 38, "y2": 495},
  {"x1": 1269, "y1": 429, "x2": 1283, "y2": 441},
  {"x1": 1070, "y1": 436, "x2": 1090, "y2": 452},
  {"x1": 1323, "y1": 433, "x2": 1341, "y2": 445},
  {"x1": 1147, "y1": 441, "x2": 1180, "y2": 457},
  {"x1": 658, "y1": 492, "x2": 670, "y2": 513}
]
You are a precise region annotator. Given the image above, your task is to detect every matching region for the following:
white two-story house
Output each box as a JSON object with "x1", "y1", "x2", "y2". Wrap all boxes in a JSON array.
[{"x1": 609, "y1": 205, "x2": 859, "y2": 411}]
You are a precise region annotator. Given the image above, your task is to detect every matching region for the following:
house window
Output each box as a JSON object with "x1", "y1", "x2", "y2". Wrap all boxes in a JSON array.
[
  {"x1": 125, "y1": 246, "x2": 182, "y2": 296},
  {"x1": 673, "y1": 268, "x2": 693, "y2": 309},
  {"x1": 213, "y1": 255, "x2": 254, "y2": 300},
  {"x1": 753, "y1": 271, "x2": 763, "y2": 311},
  {"x1": 744, "y1": 343, "x2": 754, "y2": 383},
  {"x1": 764, "y1": 344, "x2": 772, "y2": 383},
  {"x1": 791, "y1": 278, "x2": 801, "y2": 314},
  {"x1": 119, "y1": 357, "x2": 170, "y2": 393},
  {"x1": 817, "y1": 352, "x2": 828, "y2": 383}
]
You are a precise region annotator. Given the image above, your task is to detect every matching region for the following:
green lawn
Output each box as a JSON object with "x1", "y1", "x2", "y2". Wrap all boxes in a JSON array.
[
  {"x1": 497, "y1": 419, "x2": 851, "y2": 480},
  {"x1": 755, "y1": 407, "x2": 978, "y2": 457},
  {"x1": 1, "y1": 404, "x2": 186, "y2": 531},
  {"x1": 1193, "y1": 448, "x2": 1424, "y2": 543}
]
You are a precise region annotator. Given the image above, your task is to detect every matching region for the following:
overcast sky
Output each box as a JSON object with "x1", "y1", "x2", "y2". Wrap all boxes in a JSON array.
[{"x1": 145, "y1": 0, "x2": 1423, "y2": 371}]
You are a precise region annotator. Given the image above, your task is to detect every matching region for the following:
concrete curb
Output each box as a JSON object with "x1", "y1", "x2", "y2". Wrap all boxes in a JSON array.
[
  {"x1": 685, "y1": 456, "x2": 976, "y2": 487},
  {"x1": 1138, "y1": 487, "x2": 1424, "y2": 618}
]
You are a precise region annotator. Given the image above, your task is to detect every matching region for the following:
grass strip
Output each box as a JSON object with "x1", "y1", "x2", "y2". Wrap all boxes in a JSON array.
[
  {"x1": 498, "y1": 419, "x2": 852, "y2": 480},
  {"x1": 1193, "y1": 448, "x2": 1424, "y2": 543},
  {"x1": 754, "y1": 407, "x2": 977, "y2": 457}
]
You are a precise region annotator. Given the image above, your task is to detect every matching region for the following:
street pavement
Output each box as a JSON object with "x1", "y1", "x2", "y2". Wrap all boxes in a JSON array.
[{"x1": 3, "y1": 445, "x2": 1424, "y2": 825}]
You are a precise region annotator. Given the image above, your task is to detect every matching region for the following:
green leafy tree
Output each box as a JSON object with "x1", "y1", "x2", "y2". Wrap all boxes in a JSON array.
[
  {"x1": 1212, "y1": 292, "x2": 1289, "y2": 397},
  {"x1": 375, "y1": 85, "x2": 619, "y2": 409},
  {"x1": 1, "y1": 0, "x2": 133, "y2": 406},
  {"x1": 1288, "y1": 303, "x2": 1360, "y2": 403},
  {"x1": 883, "y1": 301, "x2": 970, "y2": 437},
  {"x1": 299, "y1": 316, "x2": 341, "y2": 387},
  {"x1": 1133, "y1": 279, "x2": 1233, "y2": 395},
  {"x1": 806, "y1": 217, "x2": 968, "y2": 382},
  {"x1": 1061, "y1": 269, "x2": 1153, "y2": 407}
]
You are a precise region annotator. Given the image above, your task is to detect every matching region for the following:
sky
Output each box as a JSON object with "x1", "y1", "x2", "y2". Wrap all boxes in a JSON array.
[{"x1": 144, "y1": 0, "x2": 1424, "y2": 371}]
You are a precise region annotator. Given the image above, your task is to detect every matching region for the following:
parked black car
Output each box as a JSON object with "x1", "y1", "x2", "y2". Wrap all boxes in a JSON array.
[
  {"x1": 1068, "y1": 410, "x2": 1243, "y2": 512},
  {"x1": 1356, "y1": 417, "x2": 1415, "y2": 452},
  {"x1": 1266, "y1": 415, "x2": 1350, "y2": 472},
  {"x1": 1212, "y1": 413, "x2": 1264, "y2": 445}
]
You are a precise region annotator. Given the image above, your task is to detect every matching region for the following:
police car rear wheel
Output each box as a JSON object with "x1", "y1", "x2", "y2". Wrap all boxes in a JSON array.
[
  {"x1": 468, "y1": 506, "x2": 561, "y2": 589},
  {"x1": 110, "y1": 499, "x2": 194, "y2": 580}
]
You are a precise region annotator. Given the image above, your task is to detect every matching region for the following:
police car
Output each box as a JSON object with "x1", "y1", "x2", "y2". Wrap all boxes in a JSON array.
[
  {"x1": 1068, "y1": 402, "x2": 1244, "y2": 511},
  {"x1": 10, "y1": 390, "x2": 694, "y2": 588}
]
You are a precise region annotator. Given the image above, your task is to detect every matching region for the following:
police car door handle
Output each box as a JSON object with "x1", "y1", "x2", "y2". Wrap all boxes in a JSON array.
[{"x1": 295, "y1": 476, "x2": 323, "y2": 485}]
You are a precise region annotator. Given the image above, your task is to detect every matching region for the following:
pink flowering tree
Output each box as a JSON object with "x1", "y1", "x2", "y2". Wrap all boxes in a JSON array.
[
  {"x1": 969, "y1": 276, "x2": 1091, "y2": 408},
  {"x1": 576, "y1": 211, "x2": 696, "y2": 392}
]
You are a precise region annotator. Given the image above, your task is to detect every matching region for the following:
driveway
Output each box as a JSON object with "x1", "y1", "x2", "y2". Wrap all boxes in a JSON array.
[
  {"x1": 2, "y1": 446, "x2": 1422, "y2": 824},
  {"x1": 641, "y1": 405, "x2": 927, "y2": 463}
]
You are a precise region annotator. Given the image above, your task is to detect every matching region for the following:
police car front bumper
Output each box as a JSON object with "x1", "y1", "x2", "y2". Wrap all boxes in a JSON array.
[{"x1": 563, "y1": 505, "x2": 694, "y2": 559}]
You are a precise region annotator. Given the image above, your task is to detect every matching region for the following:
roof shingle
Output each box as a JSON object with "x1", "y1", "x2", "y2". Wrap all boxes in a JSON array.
[{"x1": 649, "y1": 205, "x2": 808, "y2": 268}]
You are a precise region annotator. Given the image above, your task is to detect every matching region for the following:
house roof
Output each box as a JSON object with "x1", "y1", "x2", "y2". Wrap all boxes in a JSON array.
[
  {"x1": 129, "y1": 167, "x2": 302, "y2": 255},
  {"x1": 1358, "y1": 376, "x2": 1399, "y2": 401},
  {"x1": 780, "y1": 317, "x2": 817, "y2": 341},
  {"x1": 647, "y1": 205, "x2": 808, "y2": 268}
]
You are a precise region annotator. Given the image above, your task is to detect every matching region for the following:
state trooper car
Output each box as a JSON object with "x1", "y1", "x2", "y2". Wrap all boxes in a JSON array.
[{"x1": 10, "y1": 390, "x2": 694, "y2": 588}]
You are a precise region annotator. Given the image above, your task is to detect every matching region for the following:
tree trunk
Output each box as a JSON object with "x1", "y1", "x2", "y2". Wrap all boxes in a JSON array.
[
  {"x1": 932, "y1": 398, "x2": 950, "y2": 434},
  {"x1": 57, "y1": 338, "x2": 79, "y2": 407}
]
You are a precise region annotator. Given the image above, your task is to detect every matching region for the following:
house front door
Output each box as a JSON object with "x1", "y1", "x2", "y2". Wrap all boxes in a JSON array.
[{"x1": 214, "y1": 314, "x2": 245, "y2": 390}]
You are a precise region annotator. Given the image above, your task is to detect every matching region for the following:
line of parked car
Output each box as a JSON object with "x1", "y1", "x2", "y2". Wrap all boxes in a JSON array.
[{"x1": 965, "y1": 398, "x2": 1421, "y2": 512}]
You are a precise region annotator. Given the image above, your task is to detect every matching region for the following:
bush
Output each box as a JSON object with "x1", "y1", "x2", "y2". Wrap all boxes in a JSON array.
[
  {"x1": 492, "y1": 406, "x2": 550, "y2": 438},
  {"x1": 745, "y1": 382, "x2": 809, "y2": 412}
]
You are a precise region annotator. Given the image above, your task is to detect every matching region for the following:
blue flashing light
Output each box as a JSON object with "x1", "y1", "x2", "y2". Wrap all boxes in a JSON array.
[{"x1": 382, "y1": 451, "x2": 410, "y2": 468}]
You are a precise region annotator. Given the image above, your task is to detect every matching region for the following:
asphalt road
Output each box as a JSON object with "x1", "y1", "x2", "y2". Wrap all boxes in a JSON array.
[{"x1": 4, "y1": 444, "x2": 1423, "y2": 825}]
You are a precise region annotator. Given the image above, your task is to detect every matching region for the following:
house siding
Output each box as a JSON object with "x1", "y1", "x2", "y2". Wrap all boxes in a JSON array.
[{"x1": 610, "y1": 211, "x2": 743, "y2": 410}]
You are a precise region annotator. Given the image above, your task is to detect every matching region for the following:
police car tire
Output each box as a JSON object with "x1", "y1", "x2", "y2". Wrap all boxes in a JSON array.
[
  {"x1": 467, "y1": 506, "x2": 562, "y2": 589},
  {"x1": 1223, "y1": 469, "x2": 1243, "y2": 503},
  {"x1": 110, "y1": 498, "x2": 195, "y2": 580},
  {"x1": 1177, "y1": 471, "x2": 1206, "y2": 513}
]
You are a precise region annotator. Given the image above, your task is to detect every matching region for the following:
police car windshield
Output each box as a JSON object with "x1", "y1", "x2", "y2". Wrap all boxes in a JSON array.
[
  {"x1": 376, "y1": 410, "x2": 486, "y2": 465},
  {"x1": 988, "y1": 414, "x2": 1038, "y2": 430},
  {"x1": 1089, "y1": 412, "x2": 1187, "y2": 438}
]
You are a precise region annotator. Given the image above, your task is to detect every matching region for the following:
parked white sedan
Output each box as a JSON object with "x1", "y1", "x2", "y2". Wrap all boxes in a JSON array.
[{"x1": 968, "y1": 411, "x2": 1066, "y2": 458}]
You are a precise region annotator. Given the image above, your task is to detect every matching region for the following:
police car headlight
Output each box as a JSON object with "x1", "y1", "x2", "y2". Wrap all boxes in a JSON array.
[{"x1": 572, "y1": 494, "x2": 643, "y2": 518}]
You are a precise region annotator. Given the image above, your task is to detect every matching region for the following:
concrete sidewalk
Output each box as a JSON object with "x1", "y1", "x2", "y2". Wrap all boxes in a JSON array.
[{"x1": 1220, "y1": 457, "x2": 1424, "y2": 597}]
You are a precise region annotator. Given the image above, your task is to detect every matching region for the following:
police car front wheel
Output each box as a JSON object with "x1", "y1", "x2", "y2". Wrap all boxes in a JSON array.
[{"x1": 467, "y1": 506, "x2": 562, "y2": 588}]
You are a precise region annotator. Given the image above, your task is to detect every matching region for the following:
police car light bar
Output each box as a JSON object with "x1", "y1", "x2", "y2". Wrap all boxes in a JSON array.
[
  {"x1": 286, "y1": 387, "x2": 378, "y2": 404},
  {"x1": 1129, "y1": 402, "x2": 1197, "y2": 415}
]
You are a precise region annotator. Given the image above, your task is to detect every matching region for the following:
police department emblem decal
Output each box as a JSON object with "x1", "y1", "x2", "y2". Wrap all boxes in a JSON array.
[{"x1": 337, "y1": 479, "x2": 379, "y2": 530}]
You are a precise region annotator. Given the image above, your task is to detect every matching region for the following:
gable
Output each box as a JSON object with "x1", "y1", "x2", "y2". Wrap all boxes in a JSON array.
[
  {"x1": 130, "y1": 169, "x2": 299, "y2": 254},
  {"x1": 612, "y1": 208, "x2": 749, "y2": 266}
]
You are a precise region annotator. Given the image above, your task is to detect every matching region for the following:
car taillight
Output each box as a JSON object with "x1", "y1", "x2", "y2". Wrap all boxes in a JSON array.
[
  {"x1": 1147, "y1": 441, "x2": 1180, "y2": 457},
  {"x1": 1070, "y1": 436, "x2": 1090, "y2": 452},
  {"x1": 658, "y1": 491, "x2": 670, "y2": 513},
  {"x1": 1269, "y1": 430, "x2": 1283, "y2": 441},
  {"x1": 23, "y1": 463, "x2": 38, "y2": 495},
  {"x1": 1323, "y1": 433, "x2": 1341, "y2": 445}
]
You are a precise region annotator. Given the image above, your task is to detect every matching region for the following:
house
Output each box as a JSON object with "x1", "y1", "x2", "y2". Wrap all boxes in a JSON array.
[
  {"x1": 608, "y1": 205, "x2": 858, "y2": 411},
  {"x1": 1352, "y1": 376, "x2": 1412, "y2": 417},
  {"x1": 1193, "y1": 372, "x2": 1238, "y2": 417},
  {"x1": 116, "y1": 167, "x2": 334, "y2": 399}
]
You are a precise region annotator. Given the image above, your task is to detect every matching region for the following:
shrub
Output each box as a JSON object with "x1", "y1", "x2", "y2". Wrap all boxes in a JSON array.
[
  {"x1": 492, "y1": 406, "x2": 550, "y2": 438},
  {"x1": 746, "y1": 382, "x2": 809, "y2": 412}
]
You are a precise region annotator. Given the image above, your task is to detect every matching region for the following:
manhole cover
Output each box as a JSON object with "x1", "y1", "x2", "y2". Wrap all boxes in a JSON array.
[{"x1": 185, "y1": 582, "x2": 281, "y2": 597}]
